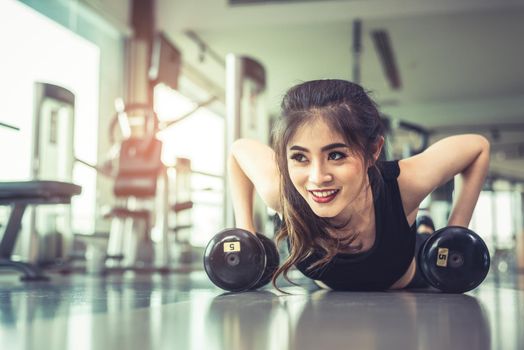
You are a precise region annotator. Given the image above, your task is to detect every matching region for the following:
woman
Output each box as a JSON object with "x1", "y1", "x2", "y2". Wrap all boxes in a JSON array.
[{"x1": 228, "y1": 79, "x2": 490, "y2": 291}]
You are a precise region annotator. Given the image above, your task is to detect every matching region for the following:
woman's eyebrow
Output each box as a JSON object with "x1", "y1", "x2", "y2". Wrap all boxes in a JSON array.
[{"x1": 289, "y1": 143, "x2": 349, "y2": 152}]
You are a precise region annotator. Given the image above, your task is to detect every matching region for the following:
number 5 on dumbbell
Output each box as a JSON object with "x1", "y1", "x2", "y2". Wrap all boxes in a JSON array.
[{"x1": 224, "y1": 242, "x2": 241, "y2": 253}]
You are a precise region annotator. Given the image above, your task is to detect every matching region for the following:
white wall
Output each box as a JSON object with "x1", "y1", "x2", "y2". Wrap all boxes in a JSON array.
[{"x1": 0, "y1": 0, "x2": 100, "y2": 233}]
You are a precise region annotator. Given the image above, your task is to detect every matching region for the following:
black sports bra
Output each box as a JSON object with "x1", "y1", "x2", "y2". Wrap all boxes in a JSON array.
[{"x1": 291, "y1": 160, "x2": 416, "y2": 291}]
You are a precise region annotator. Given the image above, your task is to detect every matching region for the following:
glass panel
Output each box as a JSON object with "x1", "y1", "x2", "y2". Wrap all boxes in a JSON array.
[
  {"x1": 471, "y1": 191, "x2": 493, "y2": 248},
  {"x1": 494, "y1": 192, "x2": 514, "y2": 248},
  {"x1": 156, "y1": 86, "x2": 224, "y2": 175},
  {"x1": 154, "y1": 84, "x2": 225, "y2": 247}
]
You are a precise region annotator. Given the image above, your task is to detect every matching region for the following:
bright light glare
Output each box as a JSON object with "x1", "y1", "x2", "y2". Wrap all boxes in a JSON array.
[{"x1": 154, "y1": 84, "x2": 224, "y2": 247}]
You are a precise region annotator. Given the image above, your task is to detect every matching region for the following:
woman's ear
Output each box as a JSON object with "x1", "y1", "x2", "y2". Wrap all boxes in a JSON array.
[{"x1": 373, "y1": 136, "x2": 385, "y2": 162}]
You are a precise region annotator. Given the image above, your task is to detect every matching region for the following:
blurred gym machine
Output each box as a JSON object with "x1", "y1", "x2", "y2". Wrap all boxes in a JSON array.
[
  {"x1": 97, "y1": 100, "x2": 205, "y2": 271},
  {"x1": 0, "y1": 82, "x2": 81, "y2": 280},
  {"x1": 381, "y1": 117, "x2": 430, "y2": 159},
  {"x1": 101, "y1": 103, "x2": 170, "y2": 270},
  {"x1": 85, "y1": 0, "x2": 192, "y2": 272},
  {"x1": 80, "y1": 95, "x2": 218, "y2": 272},
  {"x1": 91, "y1": 26, "x2": 219, "y2": 272},
  {"x1": 224, "y1": 55, "x2": 270, "y2": 233}
]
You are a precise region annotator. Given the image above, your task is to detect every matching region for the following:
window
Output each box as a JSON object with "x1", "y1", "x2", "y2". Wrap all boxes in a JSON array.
[
  {"x1": 471, "y1": 190, "x2": 519, "y2": 249},
  {"x1": 154, "y1": 82, "x2": 225, "y2": 247},
  {"x1": 0, "y1": 0, "x2": 100, "y2": 235}
]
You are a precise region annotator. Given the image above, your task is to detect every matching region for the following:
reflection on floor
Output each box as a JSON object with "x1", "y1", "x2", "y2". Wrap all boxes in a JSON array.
[{"x1": 0, "y1": 269, "x2": 523, "y2": 350}]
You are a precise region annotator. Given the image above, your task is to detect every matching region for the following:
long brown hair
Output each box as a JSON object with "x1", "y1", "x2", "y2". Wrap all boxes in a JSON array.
[{"x1": 270, "y1": 79, "x2": 385, "y2": 291}]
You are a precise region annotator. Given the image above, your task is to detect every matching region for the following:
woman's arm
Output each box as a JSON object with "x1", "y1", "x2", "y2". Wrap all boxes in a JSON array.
[
  {"x1": 398, "y1": 134, "x2": 490, "y2": 226},
  {"x1": 228, "y1": 139, "x2": 281, "y2": 233}
]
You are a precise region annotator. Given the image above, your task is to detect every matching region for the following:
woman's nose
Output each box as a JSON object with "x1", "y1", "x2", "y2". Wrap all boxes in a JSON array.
[{"x1": 308, "y1": 162, "x2": 333, "y2": 184}]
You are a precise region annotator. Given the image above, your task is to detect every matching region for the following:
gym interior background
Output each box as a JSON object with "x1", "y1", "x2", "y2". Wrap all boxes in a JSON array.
[{"x1": 1, "y1": 0, "x2": 523, "y2": 349}]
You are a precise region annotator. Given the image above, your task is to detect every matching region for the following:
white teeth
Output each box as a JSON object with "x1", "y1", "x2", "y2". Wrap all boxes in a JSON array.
[{"x1": 311, "y1": 190, "x2": 338, "y2": 198}]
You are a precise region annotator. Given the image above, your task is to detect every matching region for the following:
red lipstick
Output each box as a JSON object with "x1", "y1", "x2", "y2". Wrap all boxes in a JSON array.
[{"x1": 309, "y1": 189, "x2": 339, "y2": 203}]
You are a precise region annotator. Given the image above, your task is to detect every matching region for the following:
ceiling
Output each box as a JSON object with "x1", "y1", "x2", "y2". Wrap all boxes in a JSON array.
[{"x1": 156, "y1": 0, "x2": 524, "y2": 181}]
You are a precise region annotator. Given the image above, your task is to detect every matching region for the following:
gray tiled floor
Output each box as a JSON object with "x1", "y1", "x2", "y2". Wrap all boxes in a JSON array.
[{"x1": 0, "y1": 270, "x2": 523, "y2": 350}]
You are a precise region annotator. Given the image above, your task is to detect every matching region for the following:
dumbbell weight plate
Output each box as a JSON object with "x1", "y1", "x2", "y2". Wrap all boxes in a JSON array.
[
  {"x1": 419, "y1": 226, "x2": 490, "y2": 293},
  {"x1": 203, "y1": 228, "x2": 267, "y2": 292},
  {"x1": 251, "y1": 233, "x2": 280, "y2": 289}
]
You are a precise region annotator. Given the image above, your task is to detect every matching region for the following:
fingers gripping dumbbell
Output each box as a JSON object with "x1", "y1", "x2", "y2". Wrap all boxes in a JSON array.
[
  {"x1": 203, "y1": 229, "x2": 280, "y2": 292},
  {"x1": 418, "y1": 226, "x2": 490, "y2": 293}
]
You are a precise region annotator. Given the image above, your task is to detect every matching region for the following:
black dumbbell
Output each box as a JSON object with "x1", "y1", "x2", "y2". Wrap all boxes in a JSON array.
[
  {"x1": 203, "y1": 228, "x2": 280, "y2": 292},
  {"x1": 418, "y1": 226, "x2": 490, "y2": 293}
]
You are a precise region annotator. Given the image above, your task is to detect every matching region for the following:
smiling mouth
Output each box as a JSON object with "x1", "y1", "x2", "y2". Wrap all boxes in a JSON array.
[{"x1": 308, "y1": 189, "x2": 340, "y2": 203}]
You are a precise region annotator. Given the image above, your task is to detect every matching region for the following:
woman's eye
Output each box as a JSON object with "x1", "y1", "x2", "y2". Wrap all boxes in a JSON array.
[
  {"x1": 328, "y1": 151, "x2": 347, "y2": 161},
  {"x1": 290, "y1": 153, "x2": 307, "y2": 162}
]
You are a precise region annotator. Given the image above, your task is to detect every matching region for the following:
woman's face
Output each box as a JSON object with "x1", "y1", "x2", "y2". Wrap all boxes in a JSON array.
[{"x1": 287, "y1": 118, "x2": 369, "y2": 222}]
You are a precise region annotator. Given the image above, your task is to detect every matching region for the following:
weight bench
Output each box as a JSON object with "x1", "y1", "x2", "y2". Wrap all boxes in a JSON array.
[{"x1": 0, "y1": 180, "x2": 81, "y2": 281}]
